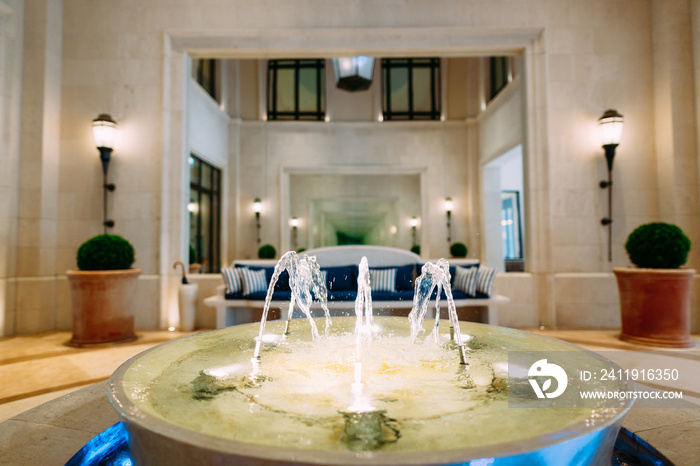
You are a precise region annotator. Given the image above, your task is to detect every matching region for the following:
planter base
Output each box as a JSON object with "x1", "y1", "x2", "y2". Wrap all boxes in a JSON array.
[
  {"x1": 613, "y1": 267, "x2": 695, "y2": 349},
  {"x1": 619, "y1": 332, "x2": 695, "y2": 349},
  {"x1": 66, "y1": 334, "x2": 138, "y2": 348},
  {"x1": 67, "y1": 269, "x2": 141, "y2": 346}
]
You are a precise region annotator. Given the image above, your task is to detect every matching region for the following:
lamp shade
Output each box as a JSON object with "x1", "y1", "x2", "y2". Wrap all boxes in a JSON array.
[
  {"x1": 444, "y1": 197, "x2": 454, "y2": 213},
  {"x1": 290, "y1": 217, "x2": 299, "y2": 227},
  {"x1": 253, "y1": 198, "x2": 262, "y2": 214},
  {"x1": 92, "y1": 114, "x2": 118, "y2": 149},
  {"x1": 598, "y1": 109, "x2": 623, "y2": 146},
  {"x1": 410, "y1": 217, "x2": 419, "y2": 227},
  {"x1": 332, "y1": 57, "x2": 374, "y2": 92}
]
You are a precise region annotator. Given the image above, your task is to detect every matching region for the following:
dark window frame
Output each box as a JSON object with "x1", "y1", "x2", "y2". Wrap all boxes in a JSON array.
[
  {"x1": 189, "y1": 154, "x2": 222, "y2": 273},
  {"x1": 382, "y1": 58, "x2": 441, "y2": 121},
  {"x1": 267, "y1": 59, "x2": 326, "y2": 121},
  {"x1": 195, "y1": 59, "x2": 218, "y2": 101},
  {"x1": 490, "y1": 56, "x2": 510, "y2": 100}
]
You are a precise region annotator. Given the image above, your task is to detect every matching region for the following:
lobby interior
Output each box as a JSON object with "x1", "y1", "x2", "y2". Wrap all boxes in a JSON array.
[{"x1": 1, "y1": 0, "x2": 700, "y2": 464}]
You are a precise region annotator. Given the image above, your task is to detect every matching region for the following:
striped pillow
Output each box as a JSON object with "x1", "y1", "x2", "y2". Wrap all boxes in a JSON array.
[
  {"x1": 453, "y1": 265, "x2": 478, "y2": 296},
  {"x1": 370, "y1": 268, "x2": 397, "y2": 292},
  {"x1": 476, "y1": 266, "x2": 496, "y2": 297},
  {"x1": 239, "y1": 267, "x2": 268, "y2": 296},
  {"x1": 221, "y1": 267, "x2": 241, "y2": 294}
]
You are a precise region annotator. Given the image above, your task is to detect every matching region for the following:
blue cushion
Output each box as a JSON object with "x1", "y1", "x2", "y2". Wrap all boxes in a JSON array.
[
  {"x1": 238, "y1": 268, "x2": 268, "y2": 296},
  {"x1": 244, "y1": 290, "x2": 292, "y2": 301},
  {"x1": 369, "y1": 268, "x2": 397, "y2": 291},
  {"x1": 323, "y1": 266, "x2": 357, "y2": 291},
  {"x1": 370, "y1": 265, "x2": 415, "y2": 291},
  {"x1": 371, "y1": 290, "x2": 415, "y2": 301},
  {"x1": 428, "y1": 288, "x2": 470, "y2": 300},
  {"x1": 327, "y1": 290, "x2": 357, "y2": 301},
  {"x1": 235, "y1": 265, "x2": 290, "y2": 292}
]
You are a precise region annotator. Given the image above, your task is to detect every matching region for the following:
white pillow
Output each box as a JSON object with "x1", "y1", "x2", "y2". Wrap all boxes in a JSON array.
[
  {"x1": 238, "y1": 268, "x2": 269, "y2": 296},
  {"x1": 476, "y1": 266, "x2": 496, "y2": 297},
  {"x1": 221, "y1": 267, "x2": 241, "y2": 294},
  {"x1": 370, "y1": 268, "x2": 397, "y2": 292},
  {"x1": 453, "y1": 265, "x2": 478, "y2": 296}
]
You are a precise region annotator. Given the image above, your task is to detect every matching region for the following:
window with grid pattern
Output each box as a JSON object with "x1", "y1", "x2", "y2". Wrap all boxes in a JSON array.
[
  {"x1": 267, "y1": 59, "x2": 326, "y2": 121},
  {"x1": 382, "y1": 58, "x2": 441, "y2": 121}
]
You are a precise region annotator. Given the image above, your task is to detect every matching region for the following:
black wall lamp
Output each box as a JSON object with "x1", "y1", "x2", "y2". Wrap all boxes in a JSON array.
[
  {"x1": 92, "y1": 114, "x2": 118, "y2": 232},
  {"x1": 444, "y1": 197, "x2": 453, "y2": 245},
  {"x1": 290, "y1": 217, "x2": 299, "y2": 251},
  {"x1": 410, "y1": 216, "x2": 419, "y2": 247},
  {"x1": 598, "y1": 109, "x2": 624, "y2": 262},
  {"x1": 253, "y1": 198, "x2": 262, "y2": 245}
]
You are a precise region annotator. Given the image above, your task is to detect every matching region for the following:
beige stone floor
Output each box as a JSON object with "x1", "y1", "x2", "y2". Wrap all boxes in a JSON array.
[{"x1": 0, "y1": 330, "x2": 195, "y2": 422}]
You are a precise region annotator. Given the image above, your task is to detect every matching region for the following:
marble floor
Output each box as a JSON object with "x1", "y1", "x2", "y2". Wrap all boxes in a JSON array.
[
  {"x1": 0, "y1": 329, "x2": 196, "y2": 422},
  {"x1": 0, "y1": 326, "x2": 699, "y2": 465}
]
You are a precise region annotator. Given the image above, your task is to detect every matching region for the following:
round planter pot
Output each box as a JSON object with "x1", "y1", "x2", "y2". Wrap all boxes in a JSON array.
[
  {"x1": 613, "y1": 267, "x2": 695, "y2": 348},
  {"x1": 66, "y1": 269, "x2": 141, "y2": 347}
]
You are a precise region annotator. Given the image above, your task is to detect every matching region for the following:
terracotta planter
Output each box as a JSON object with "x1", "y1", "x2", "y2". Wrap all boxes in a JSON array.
[
  {"x1": 188, "y1": 263, "x2": 203, "y2": 274},
  {"x1": 613, "y1": 267, "x2": 695, "y2": 348},
  {"x1": 66, "y1": 269, "x2": 141, "y2": 347}
]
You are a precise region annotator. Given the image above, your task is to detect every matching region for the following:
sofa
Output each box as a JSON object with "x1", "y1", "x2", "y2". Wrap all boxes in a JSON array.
[{"x1": 204, "y1": 245, "x2": 509, "y2": 328}]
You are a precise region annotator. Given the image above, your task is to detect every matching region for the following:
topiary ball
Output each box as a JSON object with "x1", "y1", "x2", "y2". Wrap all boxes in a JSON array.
[
  {"x1": 77, "y1": 234, "x2": 135, "y2": 271},
  {"x1": 258, "y1": 244, "x2": 277, "y2": 259},
  {"x1": 625, "y1": 222, "x2": 691, "y2": 268},
  {"x1": 410, "y1": 245, "x2": 421, "y2": 256},
  {"x1": 450, "y1": 242, "x2": 468, "y2": 258}
]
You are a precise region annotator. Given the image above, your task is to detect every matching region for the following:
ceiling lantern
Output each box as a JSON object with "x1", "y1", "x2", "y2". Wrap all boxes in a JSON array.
[{"x1": 332, "y1": 56, "x2": 375, "y2": 92}]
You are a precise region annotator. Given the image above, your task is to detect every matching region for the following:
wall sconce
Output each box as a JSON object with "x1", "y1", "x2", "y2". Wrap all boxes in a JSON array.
[
  {"x1": 598, "y1": 109, "x2": 624, "y2": 262},
  {"x1": 253, "y1": 198, "x2": 262, "y2": 245},
  {"x1": 290, "y1": 217, "x2": 299, "y2": 250},
  {"x1": 444, "y1": 197, "x2": 453, "y2": 245},
  {"x1": 410, "y1": 216, "x2": 419, "y2": 247},
  {"x1": 92, "y1": 114, "x2": 118, "y2": 232}
]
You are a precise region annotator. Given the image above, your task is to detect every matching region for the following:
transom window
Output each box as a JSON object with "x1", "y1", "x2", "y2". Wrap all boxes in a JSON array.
[
  {"x1": 194, "y1": 58, "x2": 218, "y2": 102},
  {"x1": 382, "y1": 58, "x2": 441, "y2": 120},
  {"x1": 490, "y1": 56, "x2": 510, "y2": 100},
  {"x1": 267, "y1": 59, "x2": 326, "y2": 120}
]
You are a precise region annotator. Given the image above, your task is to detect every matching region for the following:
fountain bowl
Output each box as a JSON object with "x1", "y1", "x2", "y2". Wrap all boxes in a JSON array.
[{"x1": 108, "y1": 317, "x2": 632, "y2": 465}]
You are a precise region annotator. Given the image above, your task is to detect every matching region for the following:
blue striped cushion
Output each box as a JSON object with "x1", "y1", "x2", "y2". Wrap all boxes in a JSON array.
[
  {"x1": 476, "y1": 266, "x2": 496, "y2": 297},
  {"x1": 221, "y1": 267, "x2": 241, "y2": 294},
  {"x1": 370, "y1": 268, "x2": 397, "y2": 292},
  {"x1": 239, "y1": 267, "x2": 268, "y2": 296},
  {"x1": 453, "y1": 265, "x2": 478, "y2": 296}
]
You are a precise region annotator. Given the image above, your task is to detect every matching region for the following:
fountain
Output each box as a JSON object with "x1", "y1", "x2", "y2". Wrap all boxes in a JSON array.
[{"x1": 108, "y1": 252, "x2": 633, "y2": 465}]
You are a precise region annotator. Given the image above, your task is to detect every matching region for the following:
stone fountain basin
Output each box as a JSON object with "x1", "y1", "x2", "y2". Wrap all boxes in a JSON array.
[{"x1": 108, "y1": 317, "x2": 633, "y2": 465}]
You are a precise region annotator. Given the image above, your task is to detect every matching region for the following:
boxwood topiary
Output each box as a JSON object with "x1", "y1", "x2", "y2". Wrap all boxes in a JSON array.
[
  {"x1": 77, "y1": 234, "x2": 135, "y2": 271},
  {"x1": 625, "y1": 222, "x2": 691, "y2": 269},
  {"x1": 410, "y1": 245, "x2": 421, "y2": 256},
  {"x1": 258, "y1": 244, "x2": 276, "y2": 259},
  {"x1": 189, "y1": 244, "x2": 197, "y2": 264},
  {"x1": 450, "y1": 242, "x2": 468, "y2": 258}
]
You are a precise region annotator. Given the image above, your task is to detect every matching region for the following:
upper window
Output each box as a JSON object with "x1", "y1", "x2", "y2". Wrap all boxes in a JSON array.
[
  {"x1": 194, "y1": 59, "x2": 218, "y2": 102},
  {"x1": 267, "y1": 59, "x2": 326, "y2": 121},
  {"x1": 382, "y1": 58, "x2": 441, "y2": 121},
  {"x1": 489, "y1": 57, "x2": 510, "y2": 100}
]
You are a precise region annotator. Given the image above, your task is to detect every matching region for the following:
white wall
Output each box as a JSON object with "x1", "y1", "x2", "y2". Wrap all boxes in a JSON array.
[
  {"x1": 4, "y1": 0, "x2": 699, "y2": 333},
  {"x1": 0, "y1": 0, "x2": 24, "y2": 335}
]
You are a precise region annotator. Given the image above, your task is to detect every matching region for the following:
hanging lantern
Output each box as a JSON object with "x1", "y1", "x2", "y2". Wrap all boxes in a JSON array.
[{"x1": 331, "y1": 57, "x2": 375, "y2": 92}]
